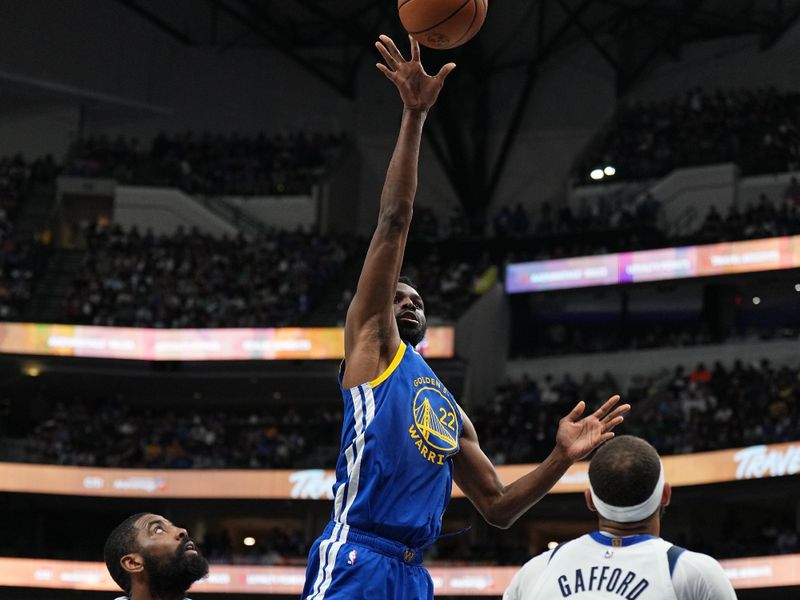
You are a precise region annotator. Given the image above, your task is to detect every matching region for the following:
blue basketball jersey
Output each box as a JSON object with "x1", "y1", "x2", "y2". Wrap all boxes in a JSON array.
[{"x1": 329, "y1": 341, "x2": 463, "y2": 548}]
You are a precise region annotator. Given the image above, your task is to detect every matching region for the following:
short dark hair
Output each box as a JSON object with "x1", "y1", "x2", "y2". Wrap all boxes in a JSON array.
[
  {"x1": 104, "y1": 512, "x2": 148, "y2": 594},
  {"x1": 398, "y1": 275, "x2": 418, "y2": 292},
  {"x1": 589, "y1": 436, "x2": 661, "y2": 507}
]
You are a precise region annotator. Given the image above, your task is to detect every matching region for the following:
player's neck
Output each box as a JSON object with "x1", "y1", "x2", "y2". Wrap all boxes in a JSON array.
[
  {"x1": 597, "y1": 515, "x2": 660, "y2": 538},
  {"x1": 128, "y1": 582, "x2": 186, "y2": 600}
]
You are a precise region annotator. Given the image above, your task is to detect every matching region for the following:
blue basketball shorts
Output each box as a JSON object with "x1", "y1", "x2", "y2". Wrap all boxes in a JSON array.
[{"x1": 302, "y1": 521, "x2": 434, "y2": 600}]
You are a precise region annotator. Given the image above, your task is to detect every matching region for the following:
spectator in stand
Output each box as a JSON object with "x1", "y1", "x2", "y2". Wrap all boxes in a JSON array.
[
  {"x1": 511, "y1": 204, "x2": 530, "y2": 236},
  {"x1": 785, "y1": 176, "x2": 800, "y2": 206},
  {"x1": 493, "y1": 205, "x2": 513, "y2": 236}
]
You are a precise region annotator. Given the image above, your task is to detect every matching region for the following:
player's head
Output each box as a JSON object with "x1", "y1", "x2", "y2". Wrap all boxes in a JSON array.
[
  {"x1": 585, "y1": 435, "x2": 671, "y2": 528},
  {"x1": 104, "y1": 512, "x2": 208, "y2": 598},
  {"x1": 395, "y1": 276, "x2": 427, "y2": 346}
]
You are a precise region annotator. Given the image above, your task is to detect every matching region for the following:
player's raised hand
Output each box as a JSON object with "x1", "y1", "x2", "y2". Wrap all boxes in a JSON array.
[
  {"x1": 554, "y1": 395, "x2": 629, "y2": 462},
  {"x1": 375, "y1": 34, "x2": 456, "y2": 112}
]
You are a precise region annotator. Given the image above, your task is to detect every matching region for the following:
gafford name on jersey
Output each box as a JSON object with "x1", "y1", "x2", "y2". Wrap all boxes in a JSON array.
[{"x1": 557, "y1": 566, "x2": 649, "y2": 599}]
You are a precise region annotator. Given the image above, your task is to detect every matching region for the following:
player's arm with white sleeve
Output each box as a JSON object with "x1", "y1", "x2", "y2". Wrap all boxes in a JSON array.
[{"x1": 673, "y1": 551, "x2": 738, "y2": 600}]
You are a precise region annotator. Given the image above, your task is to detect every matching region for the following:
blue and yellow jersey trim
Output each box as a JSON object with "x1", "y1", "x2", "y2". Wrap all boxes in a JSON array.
[{"x1": 368, "y1": 342, "x2": 406, "y2": 388}]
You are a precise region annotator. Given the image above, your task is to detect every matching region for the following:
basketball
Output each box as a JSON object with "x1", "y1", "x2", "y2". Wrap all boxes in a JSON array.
[{"x1": 398, "y1": 0, "x2": 488, "y2": 50}]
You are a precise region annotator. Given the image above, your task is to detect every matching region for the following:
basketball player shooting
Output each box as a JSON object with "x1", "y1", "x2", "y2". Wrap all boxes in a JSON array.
[{"x1": 301, "y1": 34, "x2": 630, "y2": 600}]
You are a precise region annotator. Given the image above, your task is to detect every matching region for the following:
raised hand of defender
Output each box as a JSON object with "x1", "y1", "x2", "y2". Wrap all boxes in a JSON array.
[
  {"x1": 375, "y1": 34, "x2": 456, "y2": 112},
  {"x1": 555, "y1": 395, "x2": 629, "y2": 462}
]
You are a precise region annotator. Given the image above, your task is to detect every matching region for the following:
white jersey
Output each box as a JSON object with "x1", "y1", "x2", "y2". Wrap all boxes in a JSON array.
[{"x1": 504, "y1": 532, "x2": 737, "y2": 600}]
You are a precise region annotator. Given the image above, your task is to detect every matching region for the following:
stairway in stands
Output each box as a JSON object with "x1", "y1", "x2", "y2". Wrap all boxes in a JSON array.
[
  {"x1": 14, "y1": 181, "x2": 56, "y2": 239},
  {"x1": 24, "y1": 249, "x2": 84, "y2": 324},
  {"x1": 11, "y1": 180, "x2": 84, "y2": 325}
]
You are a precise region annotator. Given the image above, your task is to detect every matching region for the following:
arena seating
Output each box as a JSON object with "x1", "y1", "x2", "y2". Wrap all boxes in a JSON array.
[
  {"x1": 63, "y1": 131, "x2": 348, "y2": 196},
  {"x1": 62, "y1": 224, "x2": 350, "y2": 328},
  {"x1": 577, "y1": 87, "x2": 800, "y2": 184},
  {"x1": 473, "y1": 360, "x2": 799, "y2": 464},
  {"x1": 4, "y1": 359, "x2": 796, "y2": 470}
]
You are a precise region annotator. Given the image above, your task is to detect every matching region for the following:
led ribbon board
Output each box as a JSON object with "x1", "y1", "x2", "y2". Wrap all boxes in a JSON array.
[
  {"x1": 0, "y1": 555, "x2": 796, "y2": 594},
  {"x1": 506, "y1": 235, "x2": 800, "y2": 293},
  {"x1": 1, "y1": 441, "x2": 796, "y2": 499},
  {"x1": 0, "y1": 324, "x2": 454, "y2": 360}
]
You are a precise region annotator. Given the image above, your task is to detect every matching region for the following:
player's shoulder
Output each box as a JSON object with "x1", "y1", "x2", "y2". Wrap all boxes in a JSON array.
[
  {"x1": 671, "y1": 548, "x2": 736, "y2": 599},
  {"x1": 504, "y1": 549, "x2": 551, "y2": 599},
  {"x1": 673, "y1": 548, "x2": 726, "y2": 575},
  {"x1": 520, "y1": 548, "x2": 552, "y2": 571}
]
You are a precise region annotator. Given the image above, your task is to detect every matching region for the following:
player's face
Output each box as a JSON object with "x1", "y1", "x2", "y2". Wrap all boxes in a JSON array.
[
  {"x1": 134, "y1": 514, "x2": 208, "y2": 598},
  {"x1": 394, "y1": 283, "x2": 427, "y2": 347}
]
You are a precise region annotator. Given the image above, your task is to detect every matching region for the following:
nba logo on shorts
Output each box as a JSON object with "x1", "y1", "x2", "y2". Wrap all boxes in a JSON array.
[{"x1": 347, "y1": 549, "x2": 357, "y2": 565}]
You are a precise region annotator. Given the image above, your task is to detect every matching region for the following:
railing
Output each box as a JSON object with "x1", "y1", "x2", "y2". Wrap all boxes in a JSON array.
[
  {"x1": 194, "y1": 195, "x2": 268, "y2": 237},
  {"x1": 668, "y1": 205, "x2": 699, "y2": 238}
]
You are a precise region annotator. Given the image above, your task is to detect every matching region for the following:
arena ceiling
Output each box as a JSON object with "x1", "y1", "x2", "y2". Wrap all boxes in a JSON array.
[
  {"x1": 112, "y1": 0, "x2": 800, "y2": 223},
  {"x1": 116, "y1": 0, "x2": 800, "y2": 98}
]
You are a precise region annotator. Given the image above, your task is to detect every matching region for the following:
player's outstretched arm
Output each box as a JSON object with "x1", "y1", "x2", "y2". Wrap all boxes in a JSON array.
[
  {"x1": 453, "y1": 396, "x2": 629, "y2": 529},
  {"x1": 342, "y1": 35, "x2": 455, "y2": 388}
]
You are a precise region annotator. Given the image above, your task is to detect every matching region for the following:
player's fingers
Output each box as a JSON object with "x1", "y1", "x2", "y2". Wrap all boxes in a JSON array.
[
  {"x1": 436, "y1": 62, "x2": 457, "y2": 81},
  {"x1": 565, "y1": 400, "x2": 586, "y2": 422},
  {"x1": 601, "y1": 404, "x2": 630, "y2": 424},
  {"x1": 375, "y1": 42, "x2": 398, "y2": 70},
  {"x1": 599, "y1": 431, "x2": 616, "y2": 443},
  {"x1": 376, "y1": 63, "x2": 396, "y2": 80},
  {"x1": 592, "y1": 395, "x2": 621, "y2": 419},
  {"x1": 602, "y1": 416, "x2": 625, "y2": 432},
  {"x1": 409, "y1": 34, "x2": 421, "y2": 61},
  {"x1": 379, "y1": 34, "x2": 406, "y2": 63}
]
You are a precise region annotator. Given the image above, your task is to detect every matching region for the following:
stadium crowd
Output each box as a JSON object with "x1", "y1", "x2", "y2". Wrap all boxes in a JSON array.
[
  {"x1": 12, "y1": 398, "x2": 341, "y2": 470},
  {"x1": 64, "y1": 131, "x2": 347, "y2": 196},
  {"x1": 63, "y1": 224, "x2": 349, "y2": 328},
  {"x1": 5, "y1": 359, "x2": 797, "y2": 470},
  {"x1": 578, "y1": 87, "x2": 800, "y2": 183},
  {"x1": 474, "y1": 359, "x2": 799, "y2": 465},
  {"x1": 492, "y1": 194, "x2": 662, "y2": 239},
  {"x1": 697, "y1": 187, "x2": 800, "y2": 242}
]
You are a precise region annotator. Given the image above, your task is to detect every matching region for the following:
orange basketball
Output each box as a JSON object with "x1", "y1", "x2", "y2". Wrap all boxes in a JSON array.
[{"x1": 398, "y1": 0, "x2": 488, "y2": 50}]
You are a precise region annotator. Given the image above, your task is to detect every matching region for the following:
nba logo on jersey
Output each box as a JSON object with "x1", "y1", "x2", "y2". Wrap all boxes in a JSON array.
[{"x1": 347, "y1": 549, "x2": 357, "y2": 565}]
